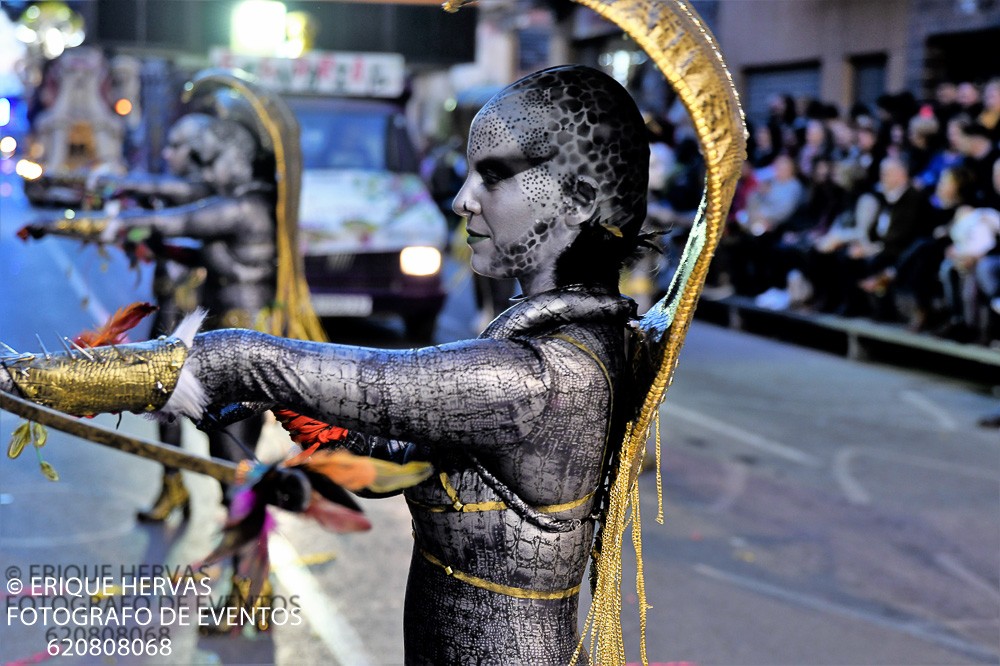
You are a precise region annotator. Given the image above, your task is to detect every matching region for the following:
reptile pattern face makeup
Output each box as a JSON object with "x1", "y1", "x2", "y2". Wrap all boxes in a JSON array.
[{"x1": 455, "y1": 66, "x2": 648, "y2": 291}]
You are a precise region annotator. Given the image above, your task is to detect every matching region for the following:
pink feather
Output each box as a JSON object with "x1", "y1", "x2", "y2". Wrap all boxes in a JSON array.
[{"x1": 303, "y1": 493, "x2": 372, "y2": 533}]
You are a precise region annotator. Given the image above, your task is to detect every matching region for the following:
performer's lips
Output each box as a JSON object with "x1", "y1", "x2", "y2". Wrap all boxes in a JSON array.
[{"x1": 466, "y1": 229, "x2": 489, "y2": 245}]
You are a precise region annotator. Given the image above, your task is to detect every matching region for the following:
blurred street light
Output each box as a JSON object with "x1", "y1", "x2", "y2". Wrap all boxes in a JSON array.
[
  {"x1": 230, "y1": 1, "x2": 319, "y2": 59},
  {"x1": 15, "y1": 2, "x2": 85, "y2": 60},
  {"x1": 231, "y1": 0, "x2": 288, "y2": 56}
]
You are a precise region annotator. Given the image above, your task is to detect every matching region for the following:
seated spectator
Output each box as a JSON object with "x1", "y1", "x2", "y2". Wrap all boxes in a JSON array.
[
  {"x1": 875, "y1": 92, "x2": 919, "y2": 143},
  {"x1": 809, "y1": 184, "x2": 879, "y2": 256},
  {"x1": 843, "y1": 123, "x2": 881, "y2": 198},
  {"x1": 797, "y1": 156, "x2": 851, "y2": 235},
  {"x1": 750, "y1": 122, "x2": 778, "y2": 169},
  {"x1": 828, "y1": 118, "x2": 856, "y2": 163},
  {"x1": 980, "y1": 159, "x2": 1000, "y2": 344},
  {"x1": 727, "y1": 154, "x2": 804, "y2": 296},
  {"x1": 957, "y1": 122, "x2": 1000, "y2": 204},
  {"x1": 905, "y1": 110, "x2": 941, "y2": 180},
  {"x1": 957, "y1": 81, "x2": 984, "y2": 119},
  {"x1": 648, "y1": 135, "x2": 704, "y2": 300},
  {"x1": 889, "y1": 166, "x2": 977, "y2": 331},
  {"x1": 932, "y1": 81, "x2": 961, "y2": 128},
  {"x1": 797, "y1": 118, "x2": 831, "y2": 180},
  {"x1": 745, "y1": 154, "x2": 805, "y2": 233},
  {"x1": 975, "y1": 251, "x2": 1000, "y2": 344},
  {"x1": 977, "y1": 78, "x2": 1000, "y2": 144},
  {"x1": 938, "y1": 156, "x2": 1000, "y2": 342},
  {"x1": 880, "y1": 120, "x2": 909, "y2": 162},
  {"x1": 914, "y1": 115, "x2": 969, "y2": 191},
  {"x1": 664, "y1": 136, "x2": 707, "y2": 214},
  {"x1": 808, "y1": 156, "x2": 929, "y2": 317},
  {"x1": 705, "y1": 160, "x2": 760, "y2": 298},
  {"x1": 753, "y1": 156, "x2": 850, "y2": 309},
  {"x1": 766, "y1": 93, "x2": 799, "y2": 156},
  {"x1": 936, "y1": 206, "x2": 1000, "y2": 341}
]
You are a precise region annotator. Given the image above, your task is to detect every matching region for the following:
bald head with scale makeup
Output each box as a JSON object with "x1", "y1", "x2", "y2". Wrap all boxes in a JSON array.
[{"x1": 454, "y1": 65, "x2": 649, "y2": 295}]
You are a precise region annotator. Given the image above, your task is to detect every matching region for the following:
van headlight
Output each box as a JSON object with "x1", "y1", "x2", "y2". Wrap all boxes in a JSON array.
[
  {"x1": 0, "y1": 136, "x2": 16, "y2": 157},
  {"x1": 15, "y1": 159, "x2": 43, "y2": 180},
  {"x1": 399, "y1": 246, "x2": 441, "y2": 276}
]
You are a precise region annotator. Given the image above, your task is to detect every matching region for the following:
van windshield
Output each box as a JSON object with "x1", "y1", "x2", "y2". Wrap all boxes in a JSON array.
[{"x1": 296, "y1": 108, "x2": 388, "y2": 171}]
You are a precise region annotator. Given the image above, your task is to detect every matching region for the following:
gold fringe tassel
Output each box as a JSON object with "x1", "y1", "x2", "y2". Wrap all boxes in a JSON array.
[{"x1": 655, "y1": 410, "x2": 664, "y2": 525}]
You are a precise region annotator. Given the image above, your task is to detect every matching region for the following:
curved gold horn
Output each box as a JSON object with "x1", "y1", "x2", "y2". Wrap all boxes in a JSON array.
[
  {"x1": 573, "y1": 0, "x2": 746, "y2": 450},
  {"x1": 573, "y1": 4, "x2": 745, "y2": 663}
]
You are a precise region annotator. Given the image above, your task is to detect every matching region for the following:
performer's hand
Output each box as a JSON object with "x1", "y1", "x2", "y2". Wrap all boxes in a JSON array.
[
  {"x1": 15, "y1": 216, "x2": 119, "y2": 244},
  {"x1": 16, "y1": 222, "x2": 48, "y2": 241},
  {"x1": 85, "y1": 171, "x2": 124, "y2": 198}
]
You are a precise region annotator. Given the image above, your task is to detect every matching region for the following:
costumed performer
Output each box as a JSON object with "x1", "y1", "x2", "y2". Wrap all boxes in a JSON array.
[
  {"x1": 19, "y1": 111, "x2": 279, "y2": 631},
  {"x1": 2, "y1": 0, "x2": 748, "y2": 653},
  {"x1": 5, "y1": 65, "x2": 649, "y2": 663},
  {"x1": 35, "y1": 113, "x2": 216, "y2": 522}
]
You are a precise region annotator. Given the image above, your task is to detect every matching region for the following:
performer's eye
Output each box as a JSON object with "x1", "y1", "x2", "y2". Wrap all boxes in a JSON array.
[
  {"x1": 480, "y1": 168, "x2": 506, "y2": 189},
  {"x1": 476, "y1": 151, "x2": 553, "y2": 191},
  {"x1": 478, "y1": 158, "x2": 514, "y2": 186}
]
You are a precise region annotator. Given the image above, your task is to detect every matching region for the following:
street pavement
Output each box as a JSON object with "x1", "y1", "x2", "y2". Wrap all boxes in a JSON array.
[{"x1": 1, "y1": 173, "x2": 998, "y2": 665}]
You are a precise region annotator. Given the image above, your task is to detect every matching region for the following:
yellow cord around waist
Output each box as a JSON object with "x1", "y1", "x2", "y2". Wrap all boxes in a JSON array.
[
  {"x1": 418, "y1": 547, "x2": 581, "y2": 600},
  {"x1": 407, "y1": 472, "x2": 594, "y2": 514}
]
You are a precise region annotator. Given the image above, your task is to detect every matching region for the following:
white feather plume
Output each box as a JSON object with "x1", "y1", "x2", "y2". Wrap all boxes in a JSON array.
[{"x1": 161, "y1": 309, "x2": 208, "y2": 419}]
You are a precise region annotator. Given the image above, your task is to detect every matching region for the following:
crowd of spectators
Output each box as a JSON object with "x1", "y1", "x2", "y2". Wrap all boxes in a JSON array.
[{"x1": 646, "y1": 78, "x2": 1000, "y2": 347}]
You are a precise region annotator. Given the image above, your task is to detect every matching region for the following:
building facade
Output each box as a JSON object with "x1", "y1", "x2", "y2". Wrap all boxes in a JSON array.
[
  {"x1": 469, "y1": 0, "x2": 999, "y2": 128},
  {"x1": 713, "y1": 0, "x2": 999, "y2": 127}
]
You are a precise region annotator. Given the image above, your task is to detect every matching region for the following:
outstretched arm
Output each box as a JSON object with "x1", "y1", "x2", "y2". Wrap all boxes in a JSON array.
[
  {"x1": 98, "y1": 173, "x2": 213, "y2": 206},
  {"x1": 186, "y1": 330, "x2": 550, "y2": 453},
  {"x1": 19, "y1": 194, "x2": 263, "y2": 245},
  {"x1": 114, "y1": 195, "x2": 261, "y2": 240},
  {"x1": 0, "y1": 328, "x2": 552, "y2": 458}
]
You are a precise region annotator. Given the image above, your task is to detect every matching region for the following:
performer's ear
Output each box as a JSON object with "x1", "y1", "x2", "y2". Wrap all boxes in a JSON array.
[{"x1": 565, "y1": 175, "x2": 598, "y2": 227}]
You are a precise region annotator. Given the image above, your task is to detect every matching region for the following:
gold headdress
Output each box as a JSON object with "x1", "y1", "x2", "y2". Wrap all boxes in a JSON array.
[
  {"x1": 181, "y1": 69, "x2": 327, "y2": 342},
  {"x1": 447, "y1": 0, "x2": 746, "y2": 662}
]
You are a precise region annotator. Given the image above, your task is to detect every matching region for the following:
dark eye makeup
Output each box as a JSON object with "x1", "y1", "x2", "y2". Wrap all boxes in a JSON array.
[{"x1": 475, "y1": 150, "x2": 556, "y2": 188}]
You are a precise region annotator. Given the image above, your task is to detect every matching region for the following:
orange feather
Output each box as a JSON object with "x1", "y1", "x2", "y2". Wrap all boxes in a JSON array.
[
  {"x1": 74, "y1": 302, "x2": 158, "y2": 347},
  {"x1": 298, "y1": 450, "x2": 377, "y2": 491}
]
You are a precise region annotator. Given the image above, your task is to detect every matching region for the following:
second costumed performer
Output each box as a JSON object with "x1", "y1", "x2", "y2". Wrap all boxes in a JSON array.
[{"x1": 18, "y1": 73, "x2": 327, "y2": 633}]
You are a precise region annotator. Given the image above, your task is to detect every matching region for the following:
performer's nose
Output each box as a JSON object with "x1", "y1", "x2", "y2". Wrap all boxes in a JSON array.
[{"x1": 453, "y1": 183, "x2": 480, "y2": 218}]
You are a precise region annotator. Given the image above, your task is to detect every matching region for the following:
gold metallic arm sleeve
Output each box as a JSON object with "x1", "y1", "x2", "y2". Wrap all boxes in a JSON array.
[
  {"x1": 2, "y1": 337, "x2": 189, "y2": 417},
  {"x1": 20, "y1": 216, "x2": 113, "y2": 243},
  {"x1": 50, "y1": 217, "x2": 111, "y2": 240}
]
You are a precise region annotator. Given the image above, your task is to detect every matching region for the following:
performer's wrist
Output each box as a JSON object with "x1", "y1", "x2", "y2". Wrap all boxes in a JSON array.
[{"x1": 47, "y1": 216, "x2": 120, "y2": 243}]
